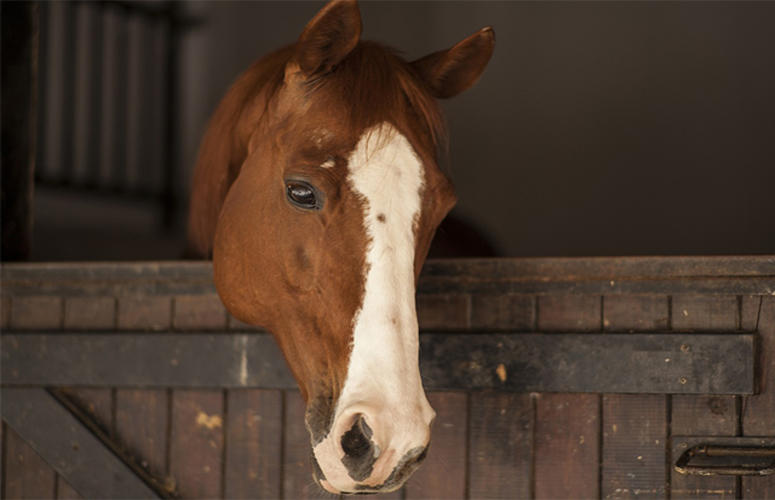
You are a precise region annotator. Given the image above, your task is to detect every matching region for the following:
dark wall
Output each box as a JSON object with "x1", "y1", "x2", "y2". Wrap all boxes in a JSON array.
[
  {"x1": 28, "y1": 1, "x2": 775, "y2": 259},
  {"x1": 180, "y1": 1, "x2": 774, "y2": 257}
]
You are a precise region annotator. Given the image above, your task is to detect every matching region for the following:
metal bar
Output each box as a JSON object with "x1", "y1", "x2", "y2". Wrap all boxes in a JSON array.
[
  {"x1": 675, "y1": 444, "x2": 775, "y2": 476},
  {"x1": 1, "y1": 387, "x2": 167, "y2": 498},
  {"x1": 35, "y1": 1, "x2": 49, "y2": 178},
  {"x1": 111, "y1": 3, "x2": 129, "y2": 190},
  {"x1": 86, "y1": 2, "x2": 104, "y2": 187},
  {"x1": 0, "y1": 333, "x2": 755, "y2": 394},
  {"x1": 160, "y1": 0, "x2": 179, "y2": 229},
  {"x1": 59, "y1": 1, "x2": 76, "y2": 182}
]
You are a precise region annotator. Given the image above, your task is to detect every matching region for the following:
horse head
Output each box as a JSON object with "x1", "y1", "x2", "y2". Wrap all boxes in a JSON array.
[{"x1": 188, "y1": 0, "x2": 494, "y2": 493}]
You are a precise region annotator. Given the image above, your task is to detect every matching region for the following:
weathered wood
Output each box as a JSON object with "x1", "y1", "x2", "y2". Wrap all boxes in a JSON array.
[
  {"x1": 2, "y1": 332, "x2": 755, "y2": 394},
  {"x1": 419, "y1": 333, "x2": 754, "y2": 394},
  {"x1": 282, "y1": 391, "x2": 329, "y2": 499},
  {"x1": 742, "y1": 296, "x2": 775, "y2": 499},
  {"x1": 224, "y1": 389, "x2": 283, "y2": 499},
  {"x1": 169, "y1": 390, "x2": 223, "y2": 499},
  {"x1": 604, "y1": 295, "x2": 669, "y2": 331},
  {"x1": 670, "y1": 295, "x2": 739, "y2": 499},
  {"x1": 468, "y1": 392, "x2": 532, "y2": 499},
  {"x1": 470, "y1": 294, "x2": 535, "y2": 330},
  {"x1": 59, "y1": 387, "x2": 114, "y2": 437},
  {"x1": 534, "y1": 393, "x2": 599, "y2": 499},
  {"x1": 1, "y1": 333, "x2": 294, "y2": 388},
  {"x1": 1, "y1": 388, "x2": 161, "y2": 498},
  {"x1": 404, "y1": 392, "x2": 467, "y2": 499},
  {"x1": 537, "y1": 294, "x2": 601, "y2": 331},
  {"x1": 3, "y1": 425, "x2": 57, "y2": 499},
  {"x1": 534, "y1": 293, "x2": 600, "y2": 500},
  {"x1": 2, "y1": 257, "x2": 774, "y2": 297},
  {"x1": 602, "y1": 394, "x2": 668, "y2": 498},
  {"x1": 115, "y1": 390, "x2": 168, "y2": 483},
  {"x1": 56, "y1": 476, "x2": 83, "y2": 499}
]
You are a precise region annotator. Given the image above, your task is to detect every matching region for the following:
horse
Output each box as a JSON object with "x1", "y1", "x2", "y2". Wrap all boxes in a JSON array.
[{"x1": 187, "y1": 0, "x2": 494, "y2": 493}]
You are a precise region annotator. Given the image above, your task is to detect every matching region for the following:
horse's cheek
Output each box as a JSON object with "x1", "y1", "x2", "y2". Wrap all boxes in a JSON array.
[{"x1": 213, "y1": 186, "x2": 277, "y2": 328}]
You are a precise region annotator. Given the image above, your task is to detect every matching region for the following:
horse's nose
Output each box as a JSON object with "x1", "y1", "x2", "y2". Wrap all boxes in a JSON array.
[{"x1": 340, "y1": 414, "x2": 380, "y2": 481}]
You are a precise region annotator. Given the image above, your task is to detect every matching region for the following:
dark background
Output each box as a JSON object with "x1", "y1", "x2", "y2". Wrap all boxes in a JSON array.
[{"x1": 19, "y1": 1, "x2": 775, "y2": 260}]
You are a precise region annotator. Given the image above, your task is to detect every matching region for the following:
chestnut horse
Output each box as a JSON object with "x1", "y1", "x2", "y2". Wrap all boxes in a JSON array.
[{"x1": 187, "y1": 0, "x2": 494, "y2": 493}]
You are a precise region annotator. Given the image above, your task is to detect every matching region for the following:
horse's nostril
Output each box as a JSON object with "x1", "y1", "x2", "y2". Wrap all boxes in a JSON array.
[{"x1": 341, "y1": 414, "x2": 373, "y2": 458}]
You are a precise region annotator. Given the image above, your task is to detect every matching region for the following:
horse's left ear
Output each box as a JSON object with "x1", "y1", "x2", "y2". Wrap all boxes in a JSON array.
[
  {"x1": 292, "y1": 0, "x2": 362, "y2": 78},
  {"x1": 412, "y1": 27, "x2": 495, "y2": 99}
]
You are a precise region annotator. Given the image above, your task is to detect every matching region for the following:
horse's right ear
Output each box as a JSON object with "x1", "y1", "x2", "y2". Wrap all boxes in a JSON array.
[{"x1": 289, "y1": 0, "x2": 362, "y2": 79}]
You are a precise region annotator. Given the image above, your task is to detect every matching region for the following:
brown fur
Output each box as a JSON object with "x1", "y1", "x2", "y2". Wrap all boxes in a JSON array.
[{"x1": 187, "y1": 0, "x2": 493, "y2": 491}]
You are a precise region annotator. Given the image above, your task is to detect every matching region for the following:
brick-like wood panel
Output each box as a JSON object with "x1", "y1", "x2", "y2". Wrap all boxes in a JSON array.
[
  {"x1": 538, "y1": 295, "x2": 601, "y2": 331},
  {"x1": 417, "y1": 294, "x2": 470, "y2": 329},
  {"x1": 117, "y1": 297, "x2": 171, "y2": 331},
  {"x1": 173, "y1": 295, "x2": 227, "y2": 331},
  {"x1": 10, "y1": 295, "x2": 62, "y2": 329},
  {"x1": 64, "y1": 297, "x2": 115, "y2": 330},
  {"x1": 672, "y1": 295, "x2": 737, "y2": 331},
  {"x1": 604, "y1": 295, "x2": 669, "y2": 331},
  {"x1": 470, "y1": 294, "x2": 534, "y2": 330}
]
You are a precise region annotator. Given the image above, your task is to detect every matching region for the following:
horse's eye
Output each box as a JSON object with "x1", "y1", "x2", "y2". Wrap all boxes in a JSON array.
[{"x1": 286, "y1": 181, "x2": 321, "y2": 210}]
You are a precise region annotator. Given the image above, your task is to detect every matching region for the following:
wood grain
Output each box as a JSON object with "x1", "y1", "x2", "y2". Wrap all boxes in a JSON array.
[{"x1": 468, "y1": 392, "x2": 532, "y2": 499}]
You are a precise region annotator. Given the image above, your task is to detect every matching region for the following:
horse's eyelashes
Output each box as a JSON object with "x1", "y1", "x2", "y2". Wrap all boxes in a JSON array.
[{"x1": 286, "y1": 180, "x2": 323, "y2": 210}]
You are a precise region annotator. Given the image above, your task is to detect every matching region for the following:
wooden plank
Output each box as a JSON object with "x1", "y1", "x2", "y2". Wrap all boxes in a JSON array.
[
  {"x1": 670, "y1": 295, "x2": 739, "y2": 499},
  {"x1": 672, "y1": 295, "x2": 738, "y2": 331},
  {"x1": 537, "y1": 294, "x2": 601, "y2": 331},
  {"x1": 115, "y1": 390, "x2": 168, "y2": 483},
  {"x1": 169, "y1": 390, "x2": 224, "y2": 499},
  {"x1": 405, "y1": 392, "x2": 467, "y2": 499},
  {"x1": 417, "y1": 294, "x2": 470, "y2": 329},
  {"x1": 3, "y1": 426, "x2": 57, "y2": 499},
  {"x1": 740, "y1": 296, "x2": 761, "y2": 331},
  {"x1": 602, "y1": 394, "x2": 667, "y2": 498},
  {"x1": 535, "y1": 293, "x2": 600, "y2": 499},
  {"x1": 56, "y1": 476, "x2": 84, "y2": 499},
  {"x1": 419, "y1": 333, "x2": 753, "y2": 394},
  {"x1": 2, "y1": 257, "x2": 774, "y2": 298},
  {"x1": 534, "y1": 393, "x2": 599, "y2": 499},
  {"x1": 2, "y1": 332, "x2": 755, "y2": 394},
  {"x1": 59, "y1": 388, "x2": 113, "y2": 436},
  {"x1": 604, "y1": 295, "x2": 669, "y2": 331},
  {"x1": 282, "y1": 390, "x2": 329, "y2": 499},
  {"x1": 742, "y1": 296, "x2": 775, "y2": 499},
  {"x1": 1, "y1": 388, "x2": 161, "y2": 498},
  {"x1": 224, "y1": 389, "x2": 282, "y2": 499},
  {"x1": 468, "y1": 392, "x2": 532, "y2": 499},
  {"x1": 470, "y1": 294, "x2": 535, "y2": 330},
  {"x1": 1, "y1": 333, "x2": 294, "y2": 388}
]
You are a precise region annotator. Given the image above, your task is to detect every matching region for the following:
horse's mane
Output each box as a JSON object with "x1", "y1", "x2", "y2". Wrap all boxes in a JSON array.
[{"x1": 187, "y1": 41, "x2": 447, "y2": 257}]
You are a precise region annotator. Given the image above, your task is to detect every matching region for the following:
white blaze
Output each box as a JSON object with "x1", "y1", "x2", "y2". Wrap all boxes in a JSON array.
[{"x1": 312, "y1": 123, "x2": 434, "y2": 490}]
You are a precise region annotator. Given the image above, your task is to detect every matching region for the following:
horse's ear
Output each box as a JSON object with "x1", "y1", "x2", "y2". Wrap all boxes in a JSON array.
[
  {"x1": 412, "y1": 27, "x2": 495, "y2": 99},
  {"x1": 291, "y1": 0, "x2": 362, "y2": 78}
]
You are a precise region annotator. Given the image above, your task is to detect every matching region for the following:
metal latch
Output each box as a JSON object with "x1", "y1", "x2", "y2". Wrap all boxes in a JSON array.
[{"x1": 674, "y1": 444, "x2": 775, "y2": 476}]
